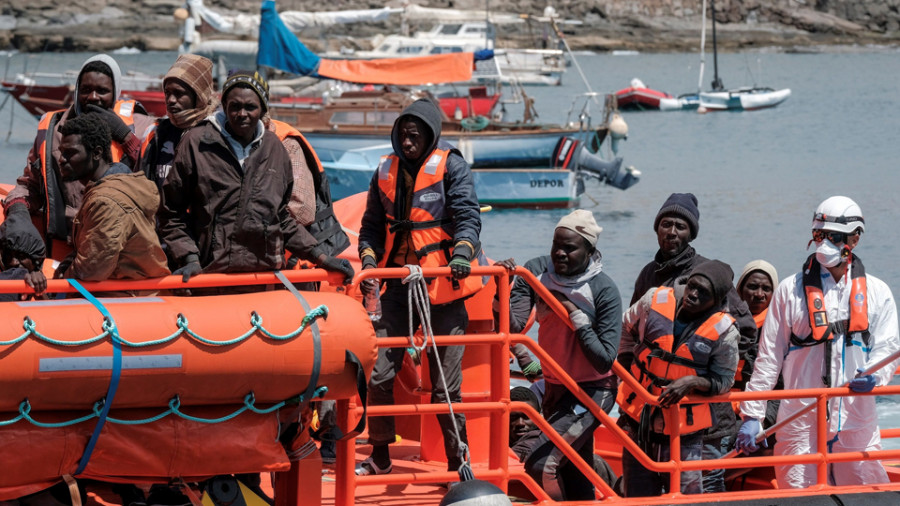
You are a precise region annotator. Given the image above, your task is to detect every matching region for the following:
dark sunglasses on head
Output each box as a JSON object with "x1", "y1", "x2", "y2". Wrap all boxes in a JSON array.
[{"x1": 812, "y1": 229, "x2": 851, "y2": 244}]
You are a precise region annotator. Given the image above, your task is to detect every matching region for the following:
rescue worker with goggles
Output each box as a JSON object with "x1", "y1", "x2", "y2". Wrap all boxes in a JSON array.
[
  {"x1": 2, "y1": 54, "x2": 154, "y2": 265},
  {"x1": 737, "y1": 196, "x2": 900, "y2": 489},
  {"x1": 617, "y1": 259, "x2": 740, "y2": 497},
  {"x1": 356, "y1": 97, "x2": 484, "y2": 479}
]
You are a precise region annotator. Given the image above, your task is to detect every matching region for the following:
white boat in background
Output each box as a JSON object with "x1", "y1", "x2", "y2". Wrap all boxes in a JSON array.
[
  {"x1": 615, "y1": 0, "x2": 789, "y2": 112},
  {"x1": 697, "y1": 0, "x2": 790, "y2": 111},
  {"x1": 338, "y1": 19, "x2": 567, "y2": 86},
  {"x1": 699, "y1": 87, "x2": 791, "y2": 111},
  {"x1": 177, "y1": 0, "x2": 571, "y2": 86}
]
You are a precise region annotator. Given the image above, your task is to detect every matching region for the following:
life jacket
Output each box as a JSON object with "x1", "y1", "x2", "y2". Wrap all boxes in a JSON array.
[
  {"x1": 139, "y1": 118, "x2": 183, "y2": 191},
  {"x1": 734, "y1": 309, "x2": 768, "y2": 385},
  {"x1": 375, "y1": 150, "x2": 486, "y2": 305},
  {"x1": 271, "y1": 120, "x2": 350, "y2": 257},
  {"x1": 35, "y1": 100, "x2": 137, "y2": 251},
  {"x1": 617, "y1": 287, "x2": 735, "y2": 436},
  {"x1": 789, "y1": 254, "x2": 869, "y2": 386}
]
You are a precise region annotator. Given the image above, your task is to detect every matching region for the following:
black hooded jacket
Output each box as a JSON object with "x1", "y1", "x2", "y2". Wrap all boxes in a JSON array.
[{"x1": 358, "y1": 99, "x2": 481, "y2": 265}]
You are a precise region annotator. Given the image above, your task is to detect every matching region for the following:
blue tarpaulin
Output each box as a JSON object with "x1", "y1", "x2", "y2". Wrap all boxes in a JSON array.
[{"x1": 257, "y1": 0, "x2": 321, "y2": 76}]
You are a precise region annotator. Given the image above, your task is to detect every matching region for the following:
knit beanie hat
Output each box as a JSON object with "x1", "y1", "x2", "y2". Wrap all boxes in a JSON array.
[
  {"x1": 222, "y1": 69, "x2": 270, "y2": 112},
  {"x1": 654, "y1": 192, "x2": 700, "y2": 240},
  {"x1": 688, "y1": 259, "x2": 734, "y2": 306},
  {"x1": 737, "y1": 260, "x2": 779, "y2": 292},
  {"x1": 163, "y1": 54, "x2": 217, "y2": 129},
  {"x1": 556, "y1": 209, "x2": 603, "y2": 248},
  {"x1": 510, "y1": 386, "x2": 541, "y2": 413}
]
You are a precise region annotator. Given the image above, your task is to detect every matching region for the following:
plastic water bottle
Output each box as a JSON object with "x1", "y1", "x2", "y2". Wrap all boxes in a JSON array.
[{"x1": 364, "y1": 284, "x2": 382, "y2": 322}]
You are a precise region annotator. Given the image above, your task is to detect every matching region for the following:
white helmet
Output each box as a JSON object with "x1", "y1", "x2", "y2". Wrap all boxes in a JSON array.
[{"x1": 812, "y1": 196, "x2": 865, "y2": 234}]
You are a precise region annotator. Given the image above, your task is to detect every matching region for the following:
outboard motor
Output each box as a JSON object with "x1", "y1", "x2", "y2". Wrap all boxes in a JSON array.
[{"x1": 552, "y1": 136, "x2": 641, "y2": 190}]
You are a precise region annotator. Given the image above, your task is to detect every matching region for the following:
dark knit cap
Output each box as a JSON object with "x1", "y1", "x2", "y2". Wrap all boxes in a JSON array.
[
  {"x1": 688, "y1": 259, "x2": 734, "y2": 306},
  {"x1": 654, "y1": 192, "x2": 700, "y2": 240},
  {"x1": 222, "y1": 69, "x2": 270, "y2": 112},
  {"x1": 510, "y1": 386, "x2": 541, "y2": 413}
]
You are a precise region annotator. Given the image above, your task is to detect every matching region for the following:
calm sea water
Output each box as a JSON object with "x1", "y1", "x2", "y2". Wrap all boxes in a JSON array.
[{"x1": 2, "y1": 49, "x2": 900, "y2": 440}]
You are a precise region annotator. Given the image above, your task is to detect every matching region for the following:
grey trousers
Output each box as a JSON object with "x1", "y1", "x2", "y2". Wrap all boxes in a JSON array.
[{"x1": 366, "y1": 280, "x2": 469, "y2": 470}]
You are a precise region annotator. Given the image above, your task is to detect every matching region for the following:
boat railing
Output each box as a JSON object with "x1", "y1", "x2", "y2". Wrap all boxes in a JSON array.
[
  {"x1": 337, "y1": 265, "x2": 900, "y2": 505},
  {"x1": 4, "y1": 267, "x2": 900, "y2": 504}
]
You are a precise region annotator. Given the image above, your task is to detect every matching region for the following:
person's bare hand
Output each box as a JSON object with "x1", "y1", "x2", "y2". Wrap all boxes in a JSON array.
[
  {"x1": 658, "y1": 376, "x2": 700, "y2": 408},
  {"x1": 495, "y1": 258, "x2": 517, "y2": 270},
  {"x1": 23, "y1": 270, "x2": 47, "y2": 296},
  {"x1": 549, "y1": 290, "x2": 577, "y2": 313}
]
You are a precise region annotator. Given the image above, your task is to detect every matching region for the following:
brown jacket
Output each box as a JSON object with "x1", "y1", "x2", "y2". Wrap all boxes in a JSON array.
[
  {"x1": 6, "y1": 104, "x2": 154, "y2": 243},
  {"x1": 159, "y1": 118, "x2": 320, "y2": 274},
  {"x1": 71, "y1": 169, "x2": 170, "y2": 283}
]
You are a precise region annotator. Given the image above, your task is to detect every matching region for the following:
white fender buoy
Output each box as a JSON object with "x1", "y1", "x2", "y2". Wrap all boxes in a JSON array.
[
  {"x1": 697, "y1": 106, "x2": 708, "y2": 114},
  {"x1": 439, "y1": 480, "x2": 512, "y2": 506},
  {"x1": 609, "y1": 113, "x2": 628, "y2": 140}
]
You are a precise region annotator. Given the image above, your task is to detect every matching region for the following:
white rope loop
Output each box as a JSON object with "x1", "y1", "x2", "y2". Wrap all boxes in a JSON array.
[{"x1": 401, "y1": 264, "x2": 471, "y2": 473}]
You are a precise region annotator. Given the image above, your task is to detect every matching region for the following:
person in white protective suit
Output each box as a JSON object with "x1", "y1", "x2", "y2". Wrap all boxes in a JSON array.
[{"x1": 736, "y1": 196, "x2": 900, "y2": 489}]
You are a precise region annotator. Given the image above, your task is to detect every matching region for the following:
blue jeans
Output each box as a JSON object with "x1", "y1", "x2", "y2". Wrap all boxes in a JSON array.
[
  {"x1": 621, "y1": 425, "x2": 704, "y2": 497},
  {"x1": 701, "y1": 434, "x2": 734, "y2": 493}
]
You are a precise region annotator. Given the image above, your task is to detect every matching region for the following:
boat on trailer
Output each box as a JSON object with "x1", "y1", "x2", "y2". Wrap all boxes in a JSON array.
[{"x1": 2, "y1": 190, "x2": 900, "y2": 505}]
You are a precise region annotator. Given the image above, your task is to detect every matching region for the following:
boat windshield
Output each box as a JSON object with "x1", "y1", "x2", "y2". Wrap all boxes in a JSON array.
[
  {"x1": 329, "y1": 111, "x2": 399, "y2": 127},
  {"x1": 439, "y1": 24, "x2": 462, "y2": 35},
  {"x1": 430, "y1": 46, "x2": 464, "y2": 54},
  {"x1": 397, "y1": 46, "x2": 425, "y2": 54}
]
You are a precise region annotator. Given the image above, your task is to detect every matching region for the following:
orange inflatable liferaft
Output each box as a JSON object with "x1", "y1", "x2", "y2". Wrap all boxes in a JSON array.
[
  {"x1": 0, "y1": 290, "x2": 376, "y2": 411},
  {"x1": 0, "y1": 289, "x2": 375, "y2": 498}
]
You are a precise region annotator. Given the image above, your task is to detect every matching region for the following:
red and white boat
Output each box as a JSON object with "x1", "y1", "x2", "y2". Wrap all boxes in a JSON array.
[{"x1": 615, "y1": 78, "x2": 675, "y2": 111}]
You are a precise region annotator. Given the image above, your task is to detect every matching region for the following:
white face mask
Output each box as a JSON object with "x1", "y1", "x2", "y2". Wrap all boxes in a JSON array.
[{"x1": 815, "y1": 239, "x2": 844, "y2": 268}]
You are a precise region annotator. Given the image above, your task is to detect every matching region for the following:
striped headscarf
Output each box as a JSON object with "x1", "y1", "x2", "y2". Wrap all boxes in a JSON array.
[{"x1": 163, "y1": 54, "x2": 217, "y2": 129}]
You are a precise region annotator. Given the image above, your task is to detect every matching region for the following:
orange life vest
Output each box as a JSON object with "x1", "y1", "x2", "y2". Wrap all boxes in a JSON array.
[
  {"x1": 35, "y1": 101, "x2": 137, "y2": 251},
  {"x1": 270, "y1": 119, "x2": 350, "y2": 257},
  {"x1": 375, "y1": 150, "x2": 485, "y2": 305},
  {"x1": 734, "y1": 308, "x2": 768, "y2": 385},
  {"x1": 790, "y1": 254, "x2": 869, "y2": 386},
  {"x1": 791, "y1": 254, "x2": 869, "y2": 346},
  {"x1": 617, "y1": 287, "x2": 735, "y2": 436}
]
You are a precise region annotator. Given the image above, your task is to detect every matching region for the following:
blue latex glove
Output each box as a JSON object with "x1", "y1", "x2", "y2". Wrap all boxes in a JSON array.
[
  {"x1": 735, "y1": 418, "x2": 767, "y2": 454},
  {"x1": 848, "y1": 367, "x2": 876, "y2": 393}
]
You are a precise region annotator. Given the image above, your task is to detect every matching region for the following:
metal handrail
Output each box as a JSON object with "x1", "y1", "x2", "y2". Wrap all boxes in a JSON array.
[{"x1": 5, "y1": 265, "x2": 900, "y2": 504}]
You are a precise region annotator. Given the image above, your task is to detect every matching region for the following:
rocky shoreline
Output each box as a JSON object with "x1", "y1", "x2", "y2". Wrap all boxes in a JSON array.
[{"x1": 1, "y1": 0, "x2": 898, "y2": 54}]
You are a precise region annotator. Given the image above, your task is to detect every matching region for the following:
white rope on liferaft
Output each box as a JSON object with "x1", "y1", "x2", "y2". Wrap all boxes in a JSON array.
[{"x1": 402, "y1": 265, "x2": 474, "y2": 481}]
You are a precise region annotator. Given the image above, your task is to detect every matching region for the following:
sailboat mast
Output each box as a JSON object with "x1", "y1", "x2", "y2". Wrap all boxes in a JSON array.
[
  {"x1": 698, "y1": 0, "x2": 707, "y2": 92},
  {"x1": 710, "y1": 0, "x2": 724, "y2": 90}
]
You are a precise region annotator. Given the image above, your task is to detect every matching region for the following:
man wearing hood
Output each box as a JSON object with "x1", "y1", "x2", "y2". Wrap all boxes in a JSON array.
[
  {"x1": 494, "y1": 209, "x2": 622, "y2": 500},
  {"x1": 628, "y1": 192, "x2": 756, "y2": 492},
  {"x1": 3, "y1": 54, "x2": 154, "y2": 265},
  {"x1": 55, "y1": 112, "x2": 169, "y2": 295},
  {"x1": 356, "y1": 98, "x2": 483, "y2": 479},
  {"x1": 617, "y1": 260, "x2": 740, "y2": 497}
]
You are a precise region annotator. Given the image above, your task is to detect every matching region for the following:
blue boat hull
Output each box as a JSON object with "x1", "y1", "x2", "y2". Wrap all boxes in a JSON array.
[
  {"x1": 304, "y1": 130, "x2": 573, "y2": 169},
  {"x1": 322, "y1": 163, "x2": 582, "y2": 209}
]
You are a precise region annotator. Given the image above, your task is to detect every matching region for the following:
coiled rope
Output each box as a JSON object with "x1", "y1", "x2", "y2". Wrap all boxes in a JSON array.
[{"x1": 402, "y1": 265, "x2": 474, "y2": 481}]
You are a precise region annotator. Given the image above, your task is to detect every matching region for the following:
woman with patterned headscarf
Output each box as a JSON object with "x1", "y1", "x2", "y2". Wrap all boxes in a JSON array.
[{"x1": 138, "y1": 53, "x2": 218, "y2": 190}]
